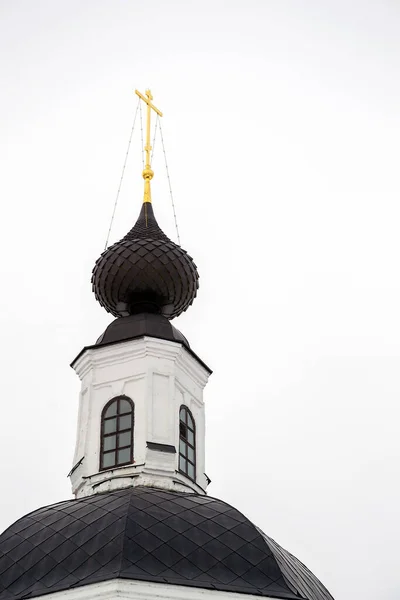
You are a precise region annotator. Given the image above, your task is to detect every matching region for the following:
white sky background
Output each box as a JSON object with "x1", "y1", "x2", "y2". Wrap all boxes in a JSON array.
[{"x1": 0, "y1": 1, "x2": 399, "y2": 598}]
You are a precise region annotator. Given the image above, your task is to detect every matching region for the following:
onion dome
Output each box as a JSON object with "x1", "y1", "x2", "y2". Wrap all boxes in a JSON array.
[
  {"x1": 0, "y1": 487, "x2": 334, "y2": 600},
  {"x1": 92, "y1": 202, "x2": 199, "y2": 319}
]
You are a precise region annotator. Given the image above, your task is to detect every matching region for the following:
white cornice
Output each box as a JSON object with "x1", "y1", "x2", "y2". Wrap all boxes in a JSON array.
[
  {"x1": 34, "y1": 577, "x2": 278, "y2": 600},
  {"x1": 73, "y1": 337, "x2": 211, "y2": 387},
  {"x1": 72, "y1": 341, "x2": 147, "y2": 379}
]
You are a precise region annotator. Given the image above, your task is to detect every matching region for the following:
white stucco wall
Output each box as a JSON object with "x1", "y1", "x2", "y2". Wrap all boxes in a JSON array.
[{"x1": 70, "y1": 337, "x2": 211, "y2": 498}]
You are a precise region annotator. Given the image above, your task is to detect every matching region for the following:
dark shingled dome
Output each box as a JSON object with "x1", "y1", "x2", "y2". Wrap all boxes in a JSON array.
[
  {"x1": 0, "y1": 487, "x2": 334, "y2": 600},
  {"x1": 92, "y1": 203, "x2": 199, "y2": 320}
]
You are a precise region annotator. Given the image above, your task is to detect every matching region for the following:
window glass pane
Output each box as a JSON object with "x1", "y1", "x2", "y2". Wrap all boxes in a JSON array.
[
  {"x1": 187, "y1": 429, "x2": 194, "y2": 445},
  {"x1": 119, "y1": 399, "x2": 132, "y2": 414},
  {"x1": 187, "y1": 462, "x2": 195, "y2": 480},
  {"x1": 180, "y1": 422, "x2": 187, "y2": 440},
  {"x1": 117, "y1": 448, "x2": 131, "y2": 464},
  {"x1": 105, "y1": 401, "x2": 117, "y2": 418},
  {"x1": 119, "y1": 414, "x2": 132, "y2": 430},
  {"x1": 102, "y1": 451, "x2": 116, "y2": 468},
  {"x1": 179, "y1": 455, "x2": 186, "y2": 473},
  {"x1": 118, "y1": 431, "x2": 131, "y2": 447},
  {"x1": 104, "y1": 418, "x2": 117, "y2": 434},
  {"x1": 179, "y1": 439, "x2": 186, "y2": 457},
  {"x1": 104, "y1": 435, "x2": 116, "y2": 451},
  {"x1": 178, "y1": 406, "x2": 196, "y2": 479}
]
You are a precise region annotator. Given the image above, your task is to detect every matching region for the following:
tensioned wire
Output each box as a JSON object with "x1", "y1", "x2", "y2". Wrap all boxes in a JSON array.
[
  {"x1": 157, "y1": 115, "x2": 181, "y2": 245},
  {"x1": 104, "y1": 97, "x2": 140, "y2": 250},
  {"x1": 151, "y1": 116, "x2": 158, "y2": 163},
  {"x1": 104, "y1": 98, "x2": 181, "y2": 249},
  {"x1": 139, "y1": 100, "x2": 145, "y2": 169}
]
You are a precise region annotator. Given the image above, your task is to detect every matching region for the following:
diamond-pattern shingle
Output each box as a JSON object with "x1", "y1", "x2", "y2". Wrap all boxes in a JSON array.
[
  {"x1": 92, "y1": 202, "x2": 199, "y2": 319},
  {"x1": 0, "y1": 487, "x2": 334, "y2": 600}
]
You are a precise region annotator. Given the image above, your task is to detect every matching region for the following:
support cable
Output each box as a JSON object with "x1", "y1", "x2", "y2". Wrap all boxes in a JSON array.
[
  {"x1": 151, "y1": 117, "x2": 158, "y2": 163},
  {"x1": 139, "y1": 100, "x2": 145, "y2": 169},
  {"x1": 104, "y1": 98, "x2": 140, "y2": 250},
  {"x1": 158, "y1": 117, "x2": 181, "y2": 245}
]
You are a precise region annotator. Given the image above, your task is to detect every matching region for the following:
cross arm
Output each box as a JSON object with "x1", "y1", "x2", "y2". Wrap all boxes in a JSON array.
[{"x1": 135, "y1": 89, "x2": 163, "y2": 117}]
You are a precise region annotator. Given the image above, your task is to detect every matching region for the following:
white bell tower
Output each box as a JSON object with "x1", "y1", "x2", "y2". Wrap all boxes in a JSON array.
[
  {"x1": 71, "y1": 89, "x2": 212, "y2": 499},
  {"x1": 70, "y1": 319, "x2": 211, "y2": 498}
]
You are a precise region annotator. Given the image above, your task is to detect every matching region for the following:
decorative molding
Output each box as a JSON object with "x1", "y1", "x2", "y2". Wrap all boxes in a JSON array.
[
  {"x1": 92, "y1": 372, "x2": 145, "y2": 389},
  {"x1": 73, "y1": 338, "x2": 210, "y2": 387},
  {"x1": 35, "y1": 577, "x2": 278, "y2": 600}
]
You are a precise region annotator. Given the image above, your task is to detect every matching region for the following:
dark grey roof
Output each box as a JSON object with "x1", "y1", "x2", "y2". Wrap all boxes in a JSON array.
[
  {"x1": 92, "y1": 203, "x2": 199, "y2": 320},
  {"x1": 96, "y1": 313, "x2": 190, "y2": 348},
  {"x1": 70, "y1": 313, "x2": 212, "y2": 375},
  {"x1": 0, "y1": 487, "x2": 334, "y2": 600}
]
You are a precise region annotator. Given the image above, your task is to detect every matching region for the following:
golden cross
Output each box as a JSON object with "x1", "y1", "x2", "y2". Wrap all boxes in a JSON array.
[{"x1": 135, "y1": 89, "x2": 163, "y2": 204}]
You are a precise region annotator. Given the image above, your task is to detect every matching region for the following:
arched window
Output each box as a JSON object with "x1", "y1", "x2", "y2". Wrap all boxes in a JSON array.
[
  {"x1": 179, "y1": 406, "x2": 196, "y2": 480},
  {"x1": 100, "y1": 396, "x2": 134, "y2": 471}
]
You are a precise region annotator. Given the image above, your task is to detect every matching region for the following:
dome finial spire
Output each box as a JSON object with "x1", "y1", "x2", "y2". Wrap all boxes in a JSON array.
[
  {"x1": 92, "y1": 89, "x2": 198, "y2": 320},
  {"x1": 135, "y1": 88, "x2": 163, "y2": 204}
]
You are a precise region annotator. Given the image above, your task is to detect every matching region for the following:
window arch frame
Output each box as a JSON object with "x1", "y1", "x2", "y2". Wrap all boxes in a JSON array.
[
  {"x1": 100, "y1": 395, "x2": 134, "y2": 471},
  {"x1": 178, "y1": 405, "x2": 196, "y2": 481}
]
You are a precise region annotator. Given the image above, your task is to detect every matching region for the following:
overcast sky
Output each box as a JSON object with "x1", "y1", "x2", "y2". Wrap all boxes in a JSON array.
[{"x1": 1, "y1": 1, "x2": 400, "y2": 599}]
